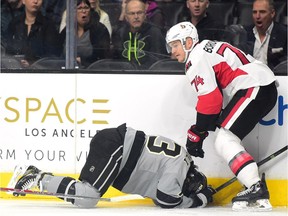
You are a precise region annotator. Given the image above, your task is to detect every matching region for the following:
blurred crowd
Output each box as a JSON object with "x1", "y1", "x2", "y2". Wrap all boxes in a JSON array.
[{"x1": 0, "y1": 0, "x2": 287, "y2": 73}]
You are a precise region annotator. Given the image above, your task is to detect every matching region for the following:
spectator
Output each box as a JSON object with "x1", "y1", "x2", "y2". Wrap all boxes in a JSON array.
[
  {"x1": 60, "y1": 0, "x2": 111, "y2": 68},
  {"x1": 245, "y1": 0, "x2": 287, "y2": 70},
  {"x1": 4, "y1": 0, "x2": 61, "y2": 68},
  {"x1": 13, "y1": 123, "x2": 214, "y2": 208},
  {"x1": 112, "y1": 0, "x2": 167, "y2": 69},
  {"x1": 119, "y1": 0, "x2": 166, "y2": 32},
  {"x1": 177, "y1": 0, "x2": 225, "y2": 41},
  {"x1": 1, "y1": 0, "x2": 24, "y2": 47},
  {"x1": 88, "y1": 0, "x2": 113, "y2": 37},
  {"x1": 143, "y1": 0, "x2": 166, "y2": 33}
]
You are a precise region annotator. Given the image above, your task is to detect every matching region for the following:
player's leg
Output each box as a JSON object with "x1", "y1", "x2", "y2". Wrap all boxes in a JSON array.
[
  {"x1": 214, "y1": 128, "x2": 271, "y2": 210},
  {"x1": 13, "y1": 165, "x2": 100, "y2": 208},
  {"x1": 215, "y1": 83, "x2": 277, "y2": 210},
  {"x1": 41, "y1": 175, "x2": 100, "y2": 208},
  {"x1": 13, "y1": 125, "x2": 126, "y2": 208},
  {"x1": 215, "y1": 128, "x2": 260, "y2": 189},
  {"x1": 78, "y1": 125, "x2": 125, "y2": 196}
]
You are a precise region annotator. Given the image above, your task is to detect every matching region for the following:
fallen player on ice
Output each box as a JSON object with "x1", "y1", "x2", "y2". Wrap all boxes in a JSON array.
[{"x1": 9, "y1": 124, "x2": 214, "y2": 209}]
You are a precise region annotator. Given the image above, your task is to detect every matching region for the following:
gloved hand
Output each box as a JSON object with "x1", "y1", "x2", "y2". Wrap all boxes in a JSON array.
[
  {"x1": 186, "y1": 125, "x2": 208, "y2": 158},
  {"x1": 195, "y1": 186, "x2": 215, "y2": 207}
]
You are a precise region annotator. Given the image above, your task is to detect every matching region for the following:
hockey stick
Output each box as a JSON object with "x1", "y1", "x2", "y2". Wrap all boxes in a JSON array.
[
  {"x1": 213, "y1": 145, "x2": 288, "y2": 194},
  {"x1": 0, "y1": 187, "x2": 145, "y2": 202}
]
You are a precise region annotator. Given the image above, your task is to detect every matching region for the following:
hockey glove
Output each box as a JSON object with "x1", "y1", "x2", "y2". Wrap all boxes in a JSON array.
[
  {"x1": 195, "y1": 186, "x2": 215, "y2": 207},
  {"x1": 186, "y1": 125, "x2": 208, "y2": 158}
]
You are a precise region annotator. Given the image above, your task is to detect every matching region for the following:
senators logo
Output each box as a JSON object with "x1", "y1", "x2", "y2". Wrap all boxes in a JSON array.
[{"x1": 191, "y1": 75, "x2": 204, "y2": 92}]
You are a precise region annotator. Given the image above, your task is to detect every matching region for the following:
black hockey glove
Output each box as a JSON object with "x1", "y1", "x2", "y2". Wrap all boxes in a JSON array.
[
  {"x1": 189, "y1": 186, "x2": 215, "y2": 208},
  {"x1": 186, "y1": 125, "x2": 208, "y2": 158},
  {"x1": 195, "y1": 186, "x2": 215, "y2": 207}
]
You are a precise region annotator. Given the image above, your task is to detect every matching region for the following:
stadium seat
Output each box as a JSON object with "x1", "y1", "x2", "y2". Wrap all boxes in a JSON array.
[
  {"x1": 207, "y1": 2, "x2": 236, "y2": 26},
  {"x1": 280, "y1": 15, "x2": 287, "y2": 26},
  {"x1": 148, "y1": 59, "x2": 185, "y2": 73},
  {"x1": 99, "y1": 2, "x2": 122, "y2": 31},
  {"x1": 274, "y1": 1, "x2": 287, "y2": 23},
  {"x1": 273, "y1": 59, "x2": 287, "y2": 76},
  {"x1": 29, "y1": 57, "x2": 66, "y2": 70},
  {"x1": 87, "y1": 59, "x2": 137, "y2": 71},
  {"x1": 157, "y1": 2, "x2": 184, "y2": 29},
  {"x1": 235, "y1": 2, "x2": 253, "y2": 27},
  {"x1": 224, "y1": 24, "x2": 248, "y2": 50},
  {"x1": 1, "y1": 56, "x2": 23, "y2": 69},
  {"x1": 1, "y1": 45, "x2": 5, "y2": 56}
]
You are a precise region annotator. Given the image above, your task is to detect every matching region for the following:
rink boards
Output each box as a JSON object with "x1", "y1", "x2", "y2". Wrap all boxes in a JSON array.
[{"x1": 0, "y1": 73, "x2": 287, "y2": 206}]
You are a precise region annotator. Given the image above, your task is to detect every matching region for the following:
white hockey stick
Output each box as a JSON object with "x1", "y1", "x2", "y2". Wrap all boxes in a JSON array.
[{"x1": 0, "y1": 187, "x2": 145, "y2": 202}]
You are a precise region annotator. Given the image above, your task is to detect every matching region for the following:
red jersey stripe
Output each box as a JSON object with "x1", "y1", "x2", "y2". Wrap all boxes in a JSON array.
[
  {"x1": 214, "y1": 62, "x2": 248, "y2": 89},
  {"x1": 196, "y1": 87, "x2": 223, "y2": 114}
]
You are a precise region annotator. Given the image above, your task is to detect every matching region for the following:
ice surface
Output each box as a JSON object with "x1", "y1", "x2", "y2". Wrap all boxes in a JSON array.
[{"x1": 0, "y1": 199, "x2": 287, "y2": 216}]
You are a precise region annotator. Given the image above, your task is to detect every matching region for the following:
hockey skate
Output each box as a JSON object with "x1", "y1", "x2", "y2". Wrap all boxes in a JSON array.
[
  {"x1": 232, "y1": 173, "x2": 272, "y2": 211},
  {"x1": 9, "y1": 165, "x2": 51, "y2": 197}
]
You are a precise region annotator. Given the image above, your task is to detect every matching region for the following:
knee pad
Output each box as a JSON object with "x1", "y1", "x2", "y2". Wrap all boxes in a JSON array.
[
  {"x1": 214, "y1": 128, "x2": 245, "y2": 162},
  {"x1": 44, "y1": 176, "x2": 100, "y2": 208},
  {"x1": 73, "y1": 181, "x2": 101, "y2": 208}
]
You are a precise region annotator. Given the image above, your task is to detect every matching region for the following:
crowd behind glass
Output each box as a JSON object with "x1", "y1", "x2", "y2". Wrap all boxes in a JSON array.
[{"x1": 0, "y1": 0, "x2": 287, "y2": 74}]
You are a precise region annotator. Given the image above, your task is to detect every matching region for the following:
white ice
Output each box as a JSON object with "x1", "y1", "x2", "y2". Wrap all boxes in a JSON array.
[{"x1": 0, "y1": 199, "x2": 287, "y2": 216}]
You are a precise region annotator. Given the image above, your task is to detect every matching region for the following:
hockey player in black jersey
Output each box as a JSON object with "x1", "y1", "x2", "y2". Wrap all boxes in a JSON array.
[{"x1": 12, "y1": 123, "x2": 214, "y2": 208}]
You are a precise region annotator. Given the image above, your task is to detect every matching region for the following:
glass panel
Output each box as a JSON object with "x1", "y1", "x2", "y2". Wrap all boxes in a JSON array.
[{"x1": 1, "y1": 0, "x2": 186, "y2": 73}]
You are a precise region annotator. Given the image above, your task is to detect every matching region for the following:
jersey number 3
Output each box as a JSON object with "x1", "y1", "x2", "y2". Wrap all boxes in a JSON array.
[{"x1": 146, "y1": 136, "x2": 181, "y2": 157}]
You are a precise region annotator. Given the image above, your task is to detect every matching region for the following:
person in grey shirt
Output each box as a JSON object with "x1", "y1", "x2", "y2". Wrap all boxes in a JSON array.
[{"x1": 12, "y1": 123, "x2": 214, "y2": 208}]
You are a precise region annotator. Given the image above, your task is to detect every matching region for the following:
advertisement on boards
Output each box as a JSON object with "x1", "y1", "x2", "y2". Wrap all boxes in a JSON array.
[{"x1": 0, "y1": 74, "x2": 286, "y2": 178}]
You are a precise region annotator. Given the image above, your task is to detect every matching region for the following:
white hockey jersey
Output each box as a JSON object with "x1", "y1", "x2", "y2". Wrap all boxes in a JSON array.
[{"x1": 185, "y1": 40, "x2": 276, "y2": 117}]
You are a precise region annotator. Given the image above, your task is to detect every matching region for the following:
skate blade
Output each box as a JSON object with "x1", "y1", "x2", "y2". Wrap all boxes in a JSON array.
[
  {"x1": 232, "y1": 199, "x2": 272, "y2": 211},
  {"x1": 7, "y1": 165, "x2": 29, "y2": 192}
]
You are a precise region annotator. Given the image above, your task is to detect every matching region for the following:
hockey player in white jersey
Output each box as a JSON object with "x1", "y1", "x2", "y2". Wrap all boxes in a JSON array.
[
  {"x1": 165, "y1": 22, "x2": 278, "y2": 211},
  {"x1": 12, "y1": 123, "x2": 214, "y2": 208}
]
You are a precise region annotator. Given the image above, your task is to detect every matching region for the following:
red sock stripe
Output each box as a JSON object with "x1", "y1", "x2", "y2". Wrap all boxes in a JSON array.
[{"x1": 229, "y1": 151, "x2": 255, "y2": 176}]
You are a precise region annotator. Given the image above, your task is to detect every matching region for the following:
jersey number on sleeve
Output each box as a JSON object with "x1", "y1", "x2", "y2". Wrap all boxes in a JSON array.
[
  {"x1": 216, "y1": 43, "x2": 250, "y2": 65},
  {"x1": 146, "y1": 136, "x2": 181, "y2": 157}
]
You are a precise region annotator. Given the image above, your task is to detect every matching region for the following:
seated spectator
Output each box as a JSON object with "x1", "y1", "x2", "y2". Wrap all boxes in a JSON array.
[
  {"x1": 244, "y1": 0, "x2": 287, "y2": 70},
  {"x1": 177, "y1": 0, "x2": 225, "y2": 41},
  {"x1": 4, "y1": 0, "x2": 61, "y2": 68},
  {"x1": 143, "y1": 0, "x2": 166, "y2": 32},
  {"x1": 112, "y1": 0, "x2": 167, "y2": 69},
  {"x1": 61, "y1": 0, "x2": 111, "y2": 68},
  {"x1": 88, "y1": 0, "x2": 113, "y2": 38},
  {"x1": 119, "y1": 0, "x2": 166, "y2": 34},
  {"x1": 1, "y1": 0, "x2": 24, "y2": 47}
]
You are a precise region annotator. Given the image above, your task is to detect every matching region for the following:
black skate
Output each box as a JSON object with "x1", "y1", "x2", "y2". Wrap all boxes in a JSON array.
[
  {"x1": 13, "y1": 165, "x2": 50, "y2": 196},
  {"x1": 232, "y1": 173, "x2": 272, "y2": 211}
]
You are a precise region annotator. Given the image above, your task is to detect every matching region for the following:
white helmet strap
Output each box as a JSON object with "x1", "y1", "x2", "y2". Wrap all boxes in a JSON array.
[{"x1": 181, "y1": 38, "x2": 193, "y2": 63}]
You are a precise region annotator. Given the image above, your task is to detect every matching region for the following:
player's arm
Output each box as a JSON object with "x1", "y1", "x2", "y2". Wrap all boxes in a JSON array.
[
  {"x1": 186, "y1": 70, "x2": 223, "y2": 157},
  {"x1": 153, "y1": 165, "x2": 214, "y2": 208},
  {"x1": 196, "y1": 86, "x2": 223, "y2": 131}
]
